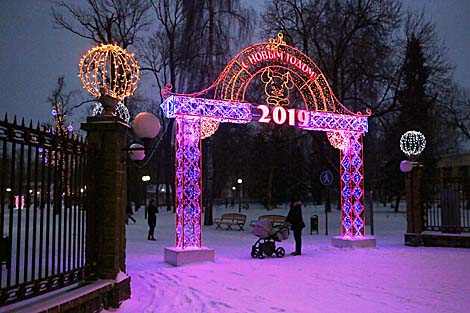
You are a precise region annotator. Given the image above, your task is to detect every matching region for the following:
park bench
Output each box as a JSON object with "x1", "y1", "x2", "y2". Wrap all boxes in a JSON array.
[
  {"x1": 214, "y1": 213, "x2": 247, "y2": 231},
  {"x1": 250, "y1": 215, "x2": 286, "y2": 228}
]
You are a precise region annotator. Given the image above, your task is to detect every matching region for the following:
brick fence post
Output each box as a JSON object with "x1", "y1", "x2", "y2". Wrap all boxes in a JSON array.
[
  {"x1": 405, "y1": 164, "x2": 424, "y2": 244},
  {"x1": 82, "y1": 115, "x2": 130, "y2": 306}
]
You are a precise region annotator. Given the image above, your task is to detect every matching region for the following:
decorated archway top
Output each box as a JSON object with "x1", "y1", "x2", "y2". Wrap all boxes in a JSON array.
[{"x1": 162, "y1": 33, "x2": 371, "y2": 118}]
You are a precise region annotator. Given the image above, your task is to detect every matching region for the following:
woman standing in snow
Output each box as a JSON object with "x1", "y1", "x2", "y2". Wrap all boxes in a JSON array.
[
  {"x1": 147, "y1": 199, "x2": 158, "y2": 240},
  {"x1": 286, "y1": 200, "x2": 305, "y2": 256}
]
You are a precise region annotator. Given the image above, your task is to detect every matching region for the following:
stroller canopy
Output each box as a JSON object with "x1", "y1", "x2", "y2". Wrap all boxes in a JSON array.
[
  {"x1": 252, "y1": 218, "x2": 273, "y2": 238},
  {"x1": 253, "y1": 218, "x2": 289, "y2": 242}
]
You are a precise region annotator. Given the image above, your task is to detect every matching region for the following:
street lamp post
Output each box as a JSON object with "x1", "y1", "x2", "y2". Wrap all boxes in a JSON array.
[
  {"x1": 237, "y1": 178, "x2": 243, "y2": 213},
  {"x1": 231, "y1": 186, "x2": 236, "y2": 210},
  {"x1": 142, "y1": 175, "x2": 150, "y2": 219}
]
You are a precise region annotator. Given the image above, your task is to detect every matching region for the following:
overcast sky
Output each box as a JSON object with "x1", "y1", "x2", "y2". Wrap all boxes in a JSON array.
[{"x1": 1, "y1": 0, "x2": 469, "y2": 126}]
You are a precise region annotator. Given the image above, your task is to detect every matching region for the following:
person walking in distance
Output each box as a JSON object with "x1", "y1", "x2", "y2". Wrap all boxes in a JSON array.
[
  {"x1": 126, "y1": 204, "x2": 136, "y2": 224},
  {"x1": 286, "y1": 200, "x2": 305, "y2": 256},
  {"x1": 147, "y1": 199, "x2": 158, "y2": 240}
]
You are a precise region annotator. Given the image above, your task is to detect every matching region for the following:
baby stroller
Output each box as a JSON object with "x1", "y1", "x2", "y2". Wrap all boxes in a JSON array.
[{"x1": 251, "y1": 218, "x2": 289, "y2": 259}]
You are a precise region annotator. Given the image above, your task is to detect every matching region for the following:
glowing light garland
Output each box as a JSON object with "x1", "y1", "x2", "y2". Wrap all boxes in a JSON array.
[
  {"x1": 400, "y1": 131, "x2": 426, "y2": 157},
  {"x1": 79, "y1": 44, "x2": 139, "y2": 100},
  {"x1": 160, "y1": 34, "x2": 371, "y2": 248},
  {"x1": 200, "y1": 118, "x2": 220, "y2": 139},
  {"x1": 92, "y1": 101, "x2": 130, "y2": 123},
  {"x1": 15, "y1": 195, "x2": 25, "y2": 209},
  {"x1": 327, "y1": 131, "x2": 351, "y2": 151}
]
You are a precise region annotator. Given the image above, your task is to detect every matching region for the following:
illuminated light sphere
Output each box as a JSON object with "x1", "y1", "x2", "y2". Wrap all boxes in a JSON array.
[
  {"x1": 200, "y1": 118, "x2": 220, "y2": 139},
  {"x1": 327, "y1": 131, "x2": 350, "y2": 151},
  {"x1": 133, "y1": 112, "x2": 161, "y2": 139},
  {"x1": 400, "y1": 131, "x2": 426, "y2": 156},
  {"x1": 78, "y1": 44, "x2": 140, "y2": 100},
  {"x1": 67, "y1": 125, "x2": 74, "y2": 132},
  {"x1": 51, "y1": 109, "x2": 57, "y2": 116},
  {"x1": 400, "y1": 160, "x2": 413, "y2": 173},
  {"x1": 92, "y1": 101, "x2": 130, "y2": 123},
  {"x1": 129, "y1": 143, "x2": 145, "y2": 161}
]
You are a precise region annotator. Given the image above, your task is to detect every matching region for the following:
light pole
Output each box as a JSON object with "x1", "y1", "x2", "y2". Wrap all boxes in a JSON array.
[
  {"x1": 237, "y1": 178, "x2": 243, "y2": 213},
  {"x1": 231, "y1": 186, "x2": 236, "y2": 210},
  {"x1": 142, "y1": 175, "x2": 150, "y2": 218}
]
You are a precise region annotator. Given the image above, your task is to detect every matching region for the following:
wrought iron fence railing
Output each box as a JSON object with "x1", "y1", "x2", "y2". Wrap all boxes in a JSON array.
[
  {"x1": 423, "y1": 177, "x2": 470, "y2": 233},
  {"x1": 0, "y1": 116, "x2": 92, "y2": 306}
]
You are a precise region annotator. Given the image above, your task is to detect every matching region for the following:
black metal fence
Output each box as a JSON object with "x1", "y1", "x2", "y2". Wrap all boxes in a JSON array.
[
  {"x1": 423, "y1": 177, "x2": 470, "y2": 233},
  {"x1": 0, "y1": 116, "x2": 92, "y2": 306}
]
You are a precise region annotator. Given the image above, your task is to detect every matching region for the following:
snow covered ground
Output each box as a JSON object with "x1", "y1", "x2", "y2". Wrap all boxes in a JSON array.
[{"x1": 106, "y1": 203, "x2": 470, "y2": 313}]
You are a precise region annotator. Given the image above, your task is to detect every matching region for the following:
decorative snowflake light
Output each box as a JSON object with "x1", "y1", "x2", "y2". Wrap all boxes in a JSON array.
[
  {"x1": 92, "y1": 101, "x2": 130, "y2": 123},
  {"x1": 79, "y1": 44, "x2": 140, "y2": 100},
  {"x1": 327, "y1": 131, "x2": 350, "y2": 151},
  {"x1": 400, "y1": 131, "x2": 426, "y2": 157},
  {"x1": 200, "y1": 118, "x2": 220, "y2": 139}
]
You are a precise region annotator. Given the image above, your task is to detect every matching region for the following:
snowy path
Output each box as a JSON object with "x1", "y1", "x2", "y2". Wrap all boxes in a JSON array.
[{"x1": 106, "y1": 204, "x2": 470, "y2": 313}]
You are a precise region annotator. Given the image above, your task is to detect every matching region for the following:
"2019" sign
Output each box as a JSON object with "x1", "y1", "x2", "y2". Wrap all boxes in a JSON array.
[{"x1": 257, "y1": 105, "x2": 310, "y2": 127}]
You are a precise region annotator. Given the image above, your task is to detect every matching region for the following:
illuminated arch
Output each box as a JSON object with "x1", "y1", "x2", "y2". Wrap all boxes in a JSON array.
[
  {"x1": 163, "y1": 33, "x2": 368, "y2": 116},
  {"x1": 160, "y1": 34, "x2": 373, "y2": 255}
]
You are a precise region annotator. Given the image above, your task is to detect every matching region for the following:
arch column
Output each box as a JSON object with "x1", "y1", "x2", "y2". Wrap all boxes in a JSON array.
[
  {"x1": 164, "y1": 116, "x2": 215, "y2": 265},
  {"x1": 340, "y1": 133, "x2": 365, "y2": 237},
  {"x1": 174, "y1": 116, "x2": 203, "y2": 248}
]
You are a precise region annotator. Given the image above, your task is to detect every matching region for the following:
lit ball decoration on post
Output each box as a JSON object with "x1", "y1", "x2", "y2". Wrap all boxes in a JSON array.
[
  {"x1": 129, "y1": 143, "x2": 145, "y2": 161},
  {"x1": 133, "y1": 112, "x2": 161, "y2": 140},
  {"x1": 92, "y1": 101, "x2": 130, "y2": 123},
  {"x1": 200, "y1": 118, "x2": 220, "y2": 139},
  {"x1": 326, "y1": 131, "x2": 350, "y2": 152},
  {"x1": 79, "y1": 44, "x2": 139, "y2": 114},
  {"x1": 399, "y1": 160, "x2": 413, "y2": 173},
  {"x1": 400, "y1": 131, "x2": 426, "y2": 157}
]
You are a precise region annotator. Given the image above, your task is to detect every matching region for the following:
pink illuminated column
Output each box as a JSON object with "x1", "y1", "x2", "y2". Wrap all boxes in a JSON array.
[
  {"x1": 340, "y1": 133, "x2": 365, "y2": 237},
  {"x1": 175, "y1": 116, "x2": 202, "y2": 248}
]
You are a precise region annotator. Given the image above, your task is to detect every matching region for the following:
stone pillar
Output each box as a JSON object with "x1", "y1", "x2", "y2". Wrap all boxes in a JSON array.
[
  {"x1": 82, "y1": 115, "x2": 130, "y2": 305},
  {"x1": 405, "y1": 164, "x2": 424, "y2": 234}
]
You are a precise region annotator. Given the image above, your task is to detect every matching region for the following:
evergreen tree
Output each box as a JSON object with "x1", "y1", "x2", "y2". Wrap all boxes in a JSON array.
[{"x1": 397, "y1": 35, "x2": 437, "y2": 171}]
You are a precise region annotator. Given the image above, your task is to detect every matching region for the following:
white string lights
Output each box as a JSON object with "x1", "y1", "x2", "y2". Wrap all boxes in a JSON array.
[
  {"x1": 92, "y1": 101, "x2": 130, "y2": 123},
  {"x1": 400, "y1": 131, "x2": 426, "y2": 157}
]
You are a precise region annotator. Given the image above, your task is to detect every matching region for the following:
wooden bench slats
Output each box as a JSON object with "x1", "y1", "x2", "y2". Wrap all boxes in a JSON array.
[
  {"x1": 214, "y1": 213, "x2": 247, "y2": 231},
  {"x1": 250, "y1": 215, "x2": 286, "y2": 227}
]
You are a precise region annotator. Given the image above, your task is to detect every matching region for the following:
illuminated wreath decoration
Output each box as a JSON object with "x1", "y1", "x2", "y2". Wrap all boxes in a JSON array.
[
  {"x1": 79, "y1": 44, "x2": 140, "y2": 100},
  {"x1": 327, "y1": 131, "x2": 351, "y2": 151},
  {"x1": 200, "y1": 118, "x2": 220, "y2": 139},
  {"x1": 92, "y1": 101, "x2": 130, "y2": 123},
  {"x1": 400, "y1": 131, "x2": 426, "y2": 157}
]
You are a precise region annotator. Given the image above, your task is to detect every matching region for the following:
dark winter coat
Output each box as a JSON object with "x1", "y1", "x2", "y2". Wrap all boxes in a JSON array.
[
  {"x1": 147, "y1": 203, "x2": 158, "y2": 227},
  {"x1": 286, "y1": 203, "x2": 305, "y2": 230}
]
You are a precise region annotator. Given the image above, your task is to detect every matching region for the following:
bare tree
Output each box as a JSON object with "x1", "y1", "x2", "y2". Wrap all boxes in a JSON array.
[
  {"x1": 51, "y1": 0, "x2": 152, "y2": 48},
  {"x1": 439, "y1": 86, "x2": 470, "y2": 142},
  {"x1": 263, "y1": 0, "x2": 402, "y2": 113},
  {"x1": 138, "y1": 0, "x2": 255, "y2": 215}
]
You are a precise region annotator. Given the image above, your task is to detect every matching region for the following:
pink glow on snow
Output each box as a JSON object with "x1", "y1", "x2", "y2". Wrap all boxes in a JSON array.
[{"x1": 108, "y1": 203, "x2": 470, "y2": 313}]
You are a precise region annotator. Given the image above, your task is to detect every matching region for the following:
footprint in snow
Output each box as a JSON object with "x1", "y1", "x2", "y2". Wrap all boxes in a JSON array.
[
  {"x1": 209, "y1": 301, "x2": 232, "y2": 309},
  {"x1": 231, "y1": 271, "x2": 244, "y2": 277}
]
